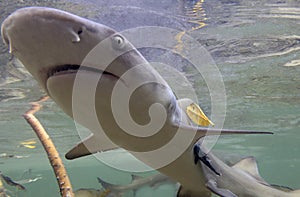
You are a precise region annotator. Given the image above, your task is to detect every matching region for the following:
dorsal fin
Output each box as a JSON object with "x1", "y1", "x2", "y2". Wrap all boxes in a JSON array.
[{"x1": 232, "y1": 156, "x2": 269, "y2": 185}]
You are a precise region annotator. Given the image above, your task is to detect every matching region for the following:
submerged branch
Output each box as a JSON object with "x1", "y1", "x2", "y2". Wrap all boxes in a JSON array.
[{"x1": 23, "y1": 96, "x2": 74, "y2": 197}]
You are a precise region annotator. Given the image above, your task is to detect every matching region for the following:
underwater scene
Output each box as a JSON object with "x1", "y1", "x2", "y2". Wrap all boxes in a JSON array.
[{"x1": 0, "y1": 0, "x2": 299, "y2": 196}]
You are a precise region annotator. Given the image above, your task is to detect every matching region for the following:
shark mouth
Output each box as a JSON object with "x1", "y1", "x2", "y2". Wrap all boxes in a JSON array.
[{"x1": 47, "y1": 64, "x2": 119, "y2": 79}]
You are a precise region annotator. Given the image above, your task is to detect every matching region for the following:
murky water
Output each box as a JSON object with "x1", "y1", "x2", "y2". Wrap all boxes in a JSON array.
[{"x1": 0, "y1": 0, "x2": 299, "y2": 196}]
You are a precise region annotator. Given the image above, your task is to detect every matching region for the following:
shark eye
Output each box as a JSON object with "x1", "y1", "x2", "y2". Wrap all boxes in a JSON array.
[{"x1": 112, "y1": 35, "x2": 126, "y2": 50}]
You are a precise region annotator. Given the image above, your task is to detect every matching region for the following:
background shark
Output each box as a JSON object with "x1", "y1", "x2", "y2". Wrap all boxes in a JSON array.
[{"x1": 194, "y1": 142, "x2": 300, "y2": 197}]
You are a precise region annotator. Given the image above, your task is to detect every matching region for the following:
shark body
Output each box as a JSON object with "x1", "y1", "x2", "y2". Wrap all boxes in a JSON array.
[
  {"x1": 98, "y1": 173, "x2": 175, "y2": 197},
  {"x1": 194, "y1": 143, "x2": 300, "y2": 197},
  {"x1": 2, "y1": 7, "x2": 271, "y2": 196}
]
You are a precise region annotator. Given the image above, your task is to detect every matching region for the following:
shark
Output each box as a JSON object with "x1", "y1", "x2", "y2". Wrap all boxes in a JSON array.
[
  {"x1": 74, "y1": 188, "x2": 102, "y2": 197},
  {"x1": 193, "y1": 142, "x2": 300, "y2": 197},
  {"x1": 1, "y1": 7, "x2": 271, "y2": 196},
  {"x1": 0, "y1": 172, "x2": 26, "y2": 191},
  {"x1": 74, "y1": 173, "x2": 175, "y2": 197},
  {"x1": 98, "y1": 173, "x2": 175, "y2": 197}
]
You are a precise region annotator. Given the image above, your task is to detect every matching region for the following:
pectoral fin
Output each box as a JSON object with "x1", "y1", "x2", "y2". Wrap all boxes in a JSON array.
[
  {"x1": 206, "y1": 180, "x2": 237, "y2": 197},
  {"x1": 65, "y1": 134, "x2": 118, "y2": 160},
  {"x1": 174, "y1": 124, "x2": 273, "y2": 145},
  {"x1": 176, "y1": 98, "x2": 273, "y2": 144}
]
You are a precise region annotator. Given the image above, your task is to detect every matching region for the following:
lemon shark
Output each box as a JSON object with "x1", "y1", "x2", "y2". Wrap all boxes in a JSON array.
[
  {"x1": 2, "y1": 7, "x2": 271, "y2": 196},
  {"x1": 98, "y1": 173, "x2": 175, "y2": 196},
  {"x1": 193, "y1": 142, "x2": 300, "y2": 197},
  {"x1": 75, "y1": 173, "x2": 175, "y2": 197}
]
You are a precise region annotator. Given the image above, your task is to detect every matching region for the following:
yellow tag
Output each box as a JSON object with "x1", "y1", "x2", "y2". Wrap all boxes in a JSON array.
[
  {"x1": 20, "y1": 140, "x2": 37, "y2": 149},
  {"x1": 22, "y1": 144, "x2": 36, "y2": 149},
  {"x1": 20, "y1": 140, "x2": 36, "y2": 145},
  {"x1": 186, "y1": 103, "x2": 214, "y2": 126}
]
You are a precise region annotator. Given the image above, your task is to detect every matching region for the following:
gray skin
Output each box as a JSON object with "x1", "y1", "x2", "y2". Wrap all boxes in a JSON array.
[
  {"x1": 97, "y1": 173, "x2": 175, "y2": 196},
  {"x1": 74, "y1": 189, "x2": 101, "y2": 197},
  {"x1": 1, "y1": 7, "x2": 270, "y2": 196},
  {"x1": 194, "y1": 143, "x2": 300, "y2": 197}
]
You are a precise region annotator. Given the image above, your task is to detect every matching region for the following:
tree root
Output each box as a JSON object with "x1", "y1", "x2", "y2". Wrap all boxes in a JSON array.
[{"x1": 23, "y1": 96, "x2": 74, "y2": 197}]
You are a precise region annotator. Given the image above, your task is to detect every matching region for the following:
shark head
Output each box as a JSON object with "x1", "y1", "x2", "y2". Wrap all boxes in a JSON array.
[
  {"x1": 1, "y1": 7, "x2": 115, "y2": 92},
  {"x1": 1, "y1": 7, "x2": 183, "y2": 152},
  {"x1": 2, "y1": 7, "x2": 175, "y2": 118}
]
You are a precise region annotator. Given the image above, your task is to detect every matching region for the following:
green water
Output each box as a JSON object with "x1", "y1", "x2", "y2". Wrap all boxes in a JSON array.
[{"x1": 0, "y1": 0, "x2": 300, "y2": 196}]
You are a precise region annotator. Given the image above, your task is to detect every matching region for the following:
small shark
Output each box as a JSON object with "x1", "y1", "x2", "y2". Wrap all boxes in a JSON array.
[
  {"x1": 0, "y1": 172, "x2": 26, "y2": 191},
  {"x1": 74, "y1": 174, "x2": 174, "y2": 197},
  {"x1": 74, "y1": 188, "x2": 102, "y2": 197},
  {"x1": 97, "y1": 173, "x2": 175, "y2": 197},
  {"x1": 194, "y1": 142, "x2": 300, "y2": 197},
  {"x1": 1, "y1": 7, "x2": 271, "y2": 196}
]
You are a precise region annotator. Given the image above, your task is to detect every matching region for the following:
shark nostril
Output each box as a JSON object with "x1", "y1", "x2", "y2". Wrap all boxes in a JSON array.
[
  {"x1": 77, "y1": 28, "x2": 83, "y2": 35},
  {"x1": 71, "y1": 27, "x2": 84, "y2": 43}
]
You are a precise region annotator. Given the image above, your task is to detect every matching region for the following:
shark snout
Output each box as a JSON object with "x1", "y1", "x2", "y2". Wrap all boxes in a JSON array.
[
  {"x1": 1, "y1": 20, "x2": 10, "y2": 49},
  {"x1": 1, "y1": 10, "x2": 18, "y2": 54},
  {"x1": 1, "y1": 7, "x2": 117, "y2": 91}
]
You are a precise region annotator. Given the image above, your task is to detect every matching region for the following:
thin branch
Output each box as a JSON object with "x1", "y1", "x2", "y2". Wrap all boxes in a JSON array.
[{"x1": 23, "y1": 96, "x2": 74, "y2": 197}]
